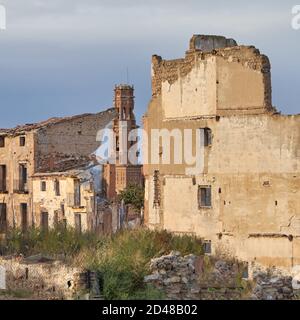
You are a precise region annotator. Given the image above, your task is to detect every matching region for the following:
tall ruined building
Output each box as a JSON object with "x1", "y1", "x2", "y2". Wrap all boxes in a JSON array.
[
  {"x1": 143, "y1": 35, "x2": 300, "y2": 272},
  {"x1": 103, "y1": 85, "x2": 143, "y2": 199}
]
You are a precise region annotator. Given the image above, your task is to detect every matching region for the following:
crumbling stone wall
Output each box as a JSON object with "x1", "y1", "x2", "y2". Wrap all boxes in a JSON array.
[
  {"x1": 0, "y1": 256, "x2": 83, "y2": 300},
  {"x1": 151, "y1": 35, "x2": 273, "y2": 115},
  {"x1": 144, "y1": 252, "x2": 300, "y2": 300},
  {"x1": 144, "y1": 251, "x2": 244, "y2": 300},
  {"x1": 251, "y1": 269, "x2": 295, "y2": 300}
]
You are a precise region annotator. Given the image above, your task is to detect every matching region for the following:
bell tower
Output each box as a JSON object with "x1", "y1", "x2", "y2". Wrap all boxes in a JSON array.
[
  {"x1": 103, "y1": 84, "x2": 142, "y2": 200},
  {"x1": 113, "y1": 85, "x2": 137, "y2": 164}
]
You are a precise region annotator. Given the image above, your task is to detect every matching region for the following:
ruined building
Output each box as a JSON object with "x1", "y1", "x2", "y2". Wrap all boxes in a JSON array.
[
  {"x1": 143, "y1": 35, "x2": 300, "y2": 271},
  {"x1": 32, "y1": 164, "x2": 106, "y2": 233},
  {"x1": 103, "y1": 85, "x2": 143, "y2": 199},
  {"x1": 0, "y1": 109, "x2": 116, "y2": 232}
]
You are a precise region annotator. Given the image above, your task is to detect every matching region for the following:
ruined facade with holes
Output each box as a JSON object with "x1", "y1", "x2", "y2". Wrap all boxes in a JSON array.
[
  {"x1": 0, "y1": 109, "x2": 116, "y2": 233},
  {"x1": 32, "y1": 166, "x2": 98, "y2": 233},
  {"x1": 143, "y1": 35, "x2": 300, "y2": 271}
]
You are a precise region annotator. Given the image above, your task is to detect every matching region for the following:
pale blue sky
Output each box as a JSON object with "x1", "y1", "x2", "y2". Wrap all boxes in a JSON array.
[{"x1": 0, "y1": 0, "x2": 299, "y2": 128}]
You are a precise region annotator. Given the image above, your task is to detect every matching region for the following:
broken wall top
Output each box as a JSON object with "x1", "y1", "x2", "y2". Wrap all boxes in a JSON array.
[
  {"x1": 151, "y1": 35, "x2": 274, "y2": 117},
  {"x1": 189, "y1": 35, "x2": 237, "y2": 52}
]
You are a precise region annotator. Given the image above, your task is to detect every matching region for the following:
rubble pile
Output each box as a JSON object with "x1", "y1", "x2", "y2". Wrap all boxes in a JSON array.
[
  {"x1": 144, "y1": 251, "x2": 300, "y2": 300},
  {"x1": 144, "y1": 251, "x2": 243, "y2": 300},
  {"x1": 251, "y1": 270, "x2": 295, "y2": 300}
]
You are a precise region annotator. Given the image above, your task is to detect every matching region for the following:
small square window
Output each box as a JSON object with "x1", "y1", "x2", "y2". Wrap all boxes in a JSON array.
[
  {"x1": 204, "y1": 240, "x2": 212, "y2": 255},
  {"x1": 198, "y1": 186, "x2": 212, "y2": 208},
  {"x1": 0, "y1": 136, "x2": 5, "y2": 148},
  {"x1": 41, "y1": 181, "x2": 46, "y2": 191},
  {"x1": 54, "y1": 179, "x2": 60, "y2": 196},
  {"x1": 20, "y1": 136, "x2": 26, "y2": 147},
  {"x1": 200, "y1": 128, "x2": 212, "y2": 147}
]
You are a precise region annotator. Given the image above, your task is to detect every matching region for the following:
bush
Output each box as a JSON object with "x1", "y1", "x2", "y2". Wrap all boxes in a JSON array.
[
  {"x1": 118, "y1": 184, "x2": 144, "y2": 211},
  {"x1": 81, "y1": 228, "x2": 203, "y2": 300},
  {"x1": 0, "y1": 227, "x2": 102, "y2": 259}
]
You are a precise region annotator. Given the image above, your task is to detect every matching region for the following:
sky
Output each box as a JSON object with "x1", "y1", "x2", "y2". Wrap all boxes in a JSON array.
[{"x1": 0, "y1": 0, "x2": 299, "y2": 128}]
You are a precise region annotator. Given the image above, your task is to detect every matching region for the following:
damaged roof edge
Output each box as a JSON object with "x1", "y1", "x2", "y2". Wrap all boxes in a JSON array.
[
  {"x1": 32, "y1": 161, "x2": 102, "y2": 178},
  {"x1": 1, "y1": 107, "x2": 115, "y2": 136}
]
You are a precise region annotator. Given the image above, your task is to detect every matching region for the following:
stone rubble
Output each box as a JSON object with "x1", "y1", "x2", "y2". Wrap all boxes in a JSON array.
[
  {"x1": 251, "y1": 268, "x2": 296, "y2": 300},
  {"x1": 144, "y1": 251, "x2": 243, "y2": 300},
  {"x1": 144, "y1": 251, "x2": 300, "y2": 300}
]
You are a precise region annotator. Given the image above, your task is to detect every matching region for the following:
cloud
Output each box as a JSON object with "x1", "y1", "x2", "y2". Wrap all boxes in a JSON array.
[
  {"x1": 0, "y1": 0, "x2": 299, "y2": 127},
  {"x1": 1, "y1": 0, "x2": 292, "y2": 40}
]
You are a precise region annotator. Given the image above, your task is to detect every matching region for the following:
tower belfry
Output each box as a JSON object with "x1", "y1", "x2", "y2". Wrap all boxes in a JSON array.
[{"x1": 114, "y1": 84, "x2": 135, "y2": 122}]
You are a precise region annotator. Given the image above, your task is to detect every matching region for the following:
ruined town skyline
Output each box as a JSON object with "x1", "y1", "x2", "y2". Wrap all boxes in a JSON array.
[
  {"x1": 1, "y1": 31, "x2": 299, "y2": 274},
  {"x1": 0, "y1": 0, "x2": 300, "y2": 129}
]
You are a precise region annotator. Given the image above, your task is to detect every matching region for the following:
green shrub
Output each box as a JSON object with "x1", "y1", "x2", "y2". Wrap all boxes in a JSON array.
[
  {"x1": 0, "y1": 227, "x2": 102, "y2": 259},
  {"x1": 118, "y1": 184, "x2": 144, "y2": 211},
  {"x1": 82, "y1": 228, "x2": 203, "y2": 300},
  {"x1": 0, "y1": 227, "x2": 203, "y2": 300}
]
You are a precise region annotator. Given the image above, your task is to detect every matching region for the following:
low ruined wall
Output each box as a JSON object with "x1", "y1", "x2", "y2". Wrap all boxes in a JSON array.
[{"x1": 0, "y1": 256, "x2": 83, "y2": 300}]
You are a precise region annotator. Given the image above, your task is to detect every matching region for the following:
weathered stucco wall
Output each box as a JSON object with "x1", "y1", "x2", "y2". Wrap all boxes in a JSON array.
[
  {"x1": 217, "y1": 56, "x2": 266, "y2": 113},
  {"x1": 161, "y1": 56, "x2": 217, "y2": 118},
  {"x1": 144, "y1": 35, "x2": 300, "y2": 271}
]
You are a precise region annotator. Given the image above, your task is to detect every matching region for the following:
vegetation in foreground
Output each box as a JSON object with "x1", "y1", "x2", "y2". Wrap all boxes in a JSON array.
[{"x1": 0, "y1": 227, "x2": 203, "y2": 299}]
